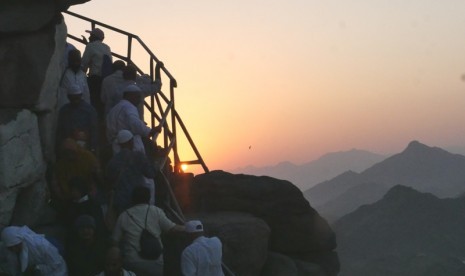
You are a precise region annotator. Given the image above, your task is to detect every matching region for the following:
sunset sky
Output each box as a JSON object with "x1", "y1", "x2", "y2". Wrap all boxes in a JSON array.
[{"x1": 67, "y1": 1, "x2": 465, "y2": 173}]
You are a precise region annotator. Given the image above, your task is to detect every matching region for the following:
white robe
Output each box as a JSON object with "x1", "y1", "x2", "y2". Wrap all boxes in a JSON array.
[
  {"x1": 181, "y1": 236, "x2": 224, "y2": 276},
  {"x1": 1, "y1": 226, "x2": 67, "y2": 276},
  {"x1": 58, "y1": 68, "x2": 91, "y2": 109},
  {"x1": 106, "y1": 99, "x2": 151, "y2": 154}
]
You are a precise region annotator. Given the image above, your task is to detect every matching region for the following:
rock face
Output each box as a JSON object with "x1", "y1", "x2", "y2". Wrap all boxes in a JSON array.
[
  {"x1": 0, "y1": 2, "x2": 72, "y2": 229},
  {"x1": 191, "y1": 171, "x2": 339, "y2": 275},
  {"x1": 0, "y1": 0, "x2": 90, "y2": 34}
]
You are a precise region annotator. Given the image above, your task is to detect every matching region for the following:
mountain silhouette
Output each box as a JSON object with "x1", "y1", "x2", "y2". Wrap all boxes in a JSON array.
[
  {"x1": 333, "y1": 185, "x2": 465, "y2": 276},
  {"x1": 234, "y1": 149, "x2": 385, "y2": 190},
  {"x1": 304, "y1": 141, "x2": 465, "y2": 222}
]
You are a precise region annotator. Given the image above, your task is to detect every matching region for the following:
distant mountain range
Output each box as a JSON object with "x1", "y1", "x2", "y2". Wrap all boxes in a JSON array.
[
  {"x1": 233, "y1": 149, "x2": 385, "y2": 190},
  {"x1": 304, "y1": 141, "x2": 465, "y2": 222},
  {"x1": 334, "y1": 185, "x2": 465, "y2": 276}
]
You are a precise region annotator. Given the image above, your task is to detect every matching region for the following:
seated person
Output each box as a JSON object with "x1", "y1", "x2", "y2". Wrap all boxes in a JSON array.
[
  {"x1": 1, "y1": 226, "x2": 67, "y2": 275},
  {"x1": 112, "y1": 186, "x2": 185, "y2": 276},
  {"x1": 95, "y1": 247, "x2": 136, "y2": 276},
  {"x1": 66, "y1": 215, "x2": 107, "y2": 276}
]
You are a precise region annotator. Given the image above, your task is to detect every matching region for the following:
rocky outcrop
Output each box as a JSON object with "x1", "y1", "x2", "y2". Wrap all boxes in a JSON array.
[
  {"x1": 0, "y1": 0, "x2": 90, "y2": 34},
  {"x1": 0, "y1": 110, "x2": 46, "y2": 227},
  {"x1": 0, "y1": 1, "x2": 76, "y2": 229},
  {"x1": 191, "y1": 171, "x2": 339, "y2": 275},
  {"x1": 261, "y1": 252, "x2": 326, "y2": 276}
]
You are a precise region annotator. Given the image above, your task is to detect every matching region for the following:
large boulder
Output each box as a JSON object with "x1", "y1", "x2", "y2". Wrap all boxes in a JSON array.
[
  {"x1": 0, "y1": 109, "x2": 45, "y2": 189},
  {"x1": 0, "y1": 0, "x2": 90, "y2": 34},
  {"x1": 0, "y1": 18, "x2": 61, "y2": 109},
  {"x1": 192, "y1": 171, "x2": 339, "y2": 274},
  {"x1": 261, "y1": 252, "x2": 325, "y2": 276},
  {"x1": 0, "y1": 109, "x2": 47, "y2": 228},
  {"x1": 0, "y1": 0, "x2": 73, "y2": 228},
  {"x1": 0, "y1": 189, "x2": 19, "y2": 228}
]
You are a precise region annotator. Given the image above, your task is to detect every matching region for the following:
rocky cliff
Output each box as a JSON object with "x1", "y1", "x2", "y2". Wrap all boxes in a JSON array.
[
  {"x1": 0, "y1": 0, "x2": 88, "y2": 229},
  {"x1": 190, "y1": 171, "x2": 340, "y2": 275}
]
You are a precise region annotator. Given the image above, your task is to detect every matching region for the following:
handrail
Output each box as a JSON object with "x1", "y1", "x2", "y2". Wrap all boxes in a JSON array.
[
  {"x1": 61, "y1": 10, "x2": 233, "y2": 274},
  {"x1": 63, "y1": 10, "x2": 208, "y2": 175}
]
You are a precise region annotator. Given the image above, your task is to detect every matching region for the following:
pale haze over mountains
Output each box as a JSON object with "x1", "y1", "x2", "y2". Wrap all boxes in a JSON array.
[
  {"x1": 233, "y1": 149, "x2": 386, "y2": 191},
  {"x1": 305, "y1": 141, "x2": 465, "y2": 222},
  {"x1": 334, "y1": 185, "x2": 465, "y2": 276}
]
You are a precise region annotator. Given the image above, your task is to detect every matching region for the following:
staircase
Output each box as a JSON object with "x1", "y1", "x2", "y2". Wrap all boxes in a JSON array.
[{"x1": 63, "y1": 11, "x2": 209, "y2": 221}]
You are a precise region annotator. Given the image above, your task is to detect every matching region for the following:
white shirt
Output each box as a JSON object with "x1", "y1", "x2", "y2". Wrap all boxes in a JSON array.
[
  {"x1": 58, "y1": 68, "x2": 91, "y2": 108},
  {"x1": 101, "y1": 70, "x2": 126, "y2": 115},
  {"x1": 82, "y1": 40, "x2": 112, "y2": 76},
  {"x1": 106, "y1": 99, "x2": 151, "y2": 154},
  {"x1": 112, "y1": 204, "x2": 176, "y2": 262},
  {"x1": 181, "y1": 236, "x2": 224, "y2": 276},
  {"x1": 101, "y1": 72, "x2": 162, "y2": 119}
]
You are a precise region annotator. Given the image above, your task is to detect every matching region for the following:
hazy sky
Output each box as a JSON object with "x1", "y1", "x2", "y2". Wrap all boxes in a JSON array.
[{"x1": 68, "y1": 1, "x2": 465, "y2": 172}]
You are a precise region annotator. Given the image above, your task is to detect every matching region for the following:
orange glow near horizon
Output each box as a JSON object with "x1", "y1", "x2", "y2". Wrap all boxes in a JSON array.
[{"x1": 68, "y1": 1, "x2": 465, "y2": 173}]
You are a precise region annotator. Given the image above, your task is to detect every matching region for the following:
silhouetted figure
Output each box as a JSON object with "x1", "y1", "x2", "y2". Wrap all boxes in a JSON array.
[
  {"x1": 106, "y1": 84, "x2": 161, "y2": 155},
  {"x1": 181, "y1": 220, "x2": 224, "y2": 276},
  {"x1": 66, "y1": 176, "x2": 107, "y2": 240},
  {"x1": 112, "y1": 186, "x2": 185, "y2": 276},
  {"x1": 56, "y1": 84, "x2": 98, "y2": 153},
  {"x1": 59, "y1": 49, "x2": 91, "y2": 108},
  {"x1": 66, "y1": 215, "x2": 106, "y2": 276},
  {"x1": 81, "y1": 28, "x2": 112, "y2": 120}
]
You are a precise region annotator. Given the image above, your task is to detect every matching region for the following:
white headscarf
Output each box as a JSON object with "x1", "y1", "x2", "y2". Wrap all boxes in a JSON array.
[
  {"x1": 1, "y1": 226, "x2": 23, "y2": 247},
  {"x1": 1, "y1": 226, "x2": 35, "y2": 272}
]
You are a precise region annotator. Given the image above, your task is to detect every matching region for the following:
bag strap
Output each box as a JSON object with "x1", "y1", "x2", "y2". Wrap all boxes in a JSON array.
[
  {"x1": 125, "y1": 210, "x2": 145, "y2": 230},
  {"x1": 144, "y1": 206, "x2": 150, "y2": 229}
]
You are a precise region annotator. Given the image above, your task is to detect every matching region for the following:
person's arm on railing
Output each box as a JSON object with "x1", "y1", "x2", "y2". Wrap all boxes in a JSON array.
[
  {"x1": 149, "y1": 125, "x2": 162, "y2": 140},
  {"x1": 152, "y1": 61, "x2": 164, "y2": 93}
]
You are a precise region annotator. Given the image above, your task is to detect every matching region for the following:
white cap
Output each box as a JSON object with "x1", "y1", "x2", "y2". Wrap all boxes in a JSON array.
[
  {"x1": 124, "y1": 84, "x2": 142, "y2": 93},
  {"x1": 185, "y1": 220, "x2": 204, "y2": 233},
  {"x1": 67, "y1": 84, "x2": 82, "y2": 95},
  {"x1": 117, "y1": 129, "x2": 133, "y2": 144}
]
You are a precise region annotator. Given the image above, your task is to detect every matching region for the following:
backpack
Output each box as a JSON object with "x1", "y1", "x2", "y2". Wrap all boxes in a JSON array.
[
  {"x1": 101, "y1": 54, "x2": 113, "y2": 78},
  {"x1": 126, "y1": 207, "x2": 163, "y2": 260}
]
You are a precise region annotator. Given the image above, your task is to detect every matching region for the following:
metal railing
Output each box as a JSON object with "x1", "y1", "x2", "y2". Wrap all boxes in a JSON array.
[
  {"x1": 62, "y1": 12, "x2": 234, "y2": 275},
  {"x1": 63, "y1": 10, "x2": 209, "y2": 175}
]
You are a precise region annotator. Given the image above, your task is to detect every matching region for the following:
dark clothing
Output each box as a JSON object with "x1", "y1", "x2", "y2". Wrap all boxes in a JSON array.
[
  {"x1": 56, "y1": 100, "x2": 98, "y2": 152},
  {"x1": 66, "y1": 196, "x2": 107, "y2": 239},
  {"x1": 88, "y1": 75, "x2": 105, "y2": 121},
  {"x1": 106, "y1": 148, "x2": 156, "y2": 213},
  {"x1": 66, "y1": 238, "x2": 107, "y2": 276}
]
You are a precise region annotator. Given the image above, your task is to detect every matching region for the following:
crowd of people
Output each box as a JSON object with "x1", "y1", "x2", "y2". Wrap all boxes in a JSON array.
[{"x1": 0, "y1": 28, "x2": 224, "y2": 276}]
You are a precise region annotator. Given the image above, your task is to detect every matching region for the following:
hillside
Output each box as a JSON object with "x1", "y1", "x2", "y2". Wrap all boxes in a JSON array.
[
  {"x1": 304, "y1": 141, "x2": 465, "y2": 221},
  {"x1": 333, "y1": 185, "x2": 465, "y2": 276},
  {"x1": 234, "y1": 149, "x2": 385, "y2": 190}
]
